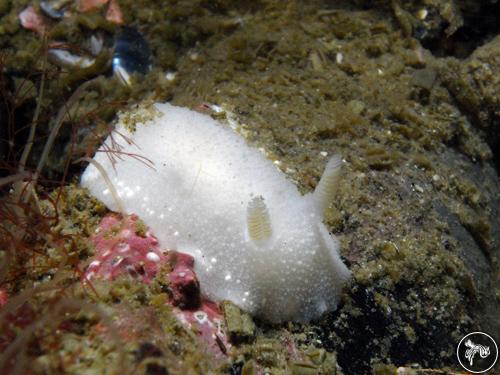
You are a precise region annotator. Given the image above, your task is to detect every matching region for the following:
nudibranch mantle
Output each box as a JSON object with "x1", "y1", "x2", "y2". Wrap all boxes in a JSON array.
[{"x1": 81, "y1": 103, "x2": 350, "y2": 323}]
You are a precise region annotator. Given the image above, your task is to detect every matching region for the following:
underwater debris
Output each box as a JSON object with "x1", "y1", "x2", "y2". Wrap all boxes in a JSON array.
[
  {"x1": 18, "y1": 6, "x2": 47, "y2": 36},
  {"x1": 20, "y1": 0, "x2": 123, "y2": 28},
  {"x1": 17, "y1": 0, "x2": 153, "y2": 86}
]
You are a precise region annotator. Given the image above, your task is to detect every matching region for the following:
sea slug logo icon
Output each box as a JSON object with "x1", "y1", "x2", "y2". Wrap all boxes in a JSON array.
[
  {"x1": 464, "y1": 339, "x2": 490, "y2": 366},
  {"x1": 457, "y1": 332, "x2": 498, "y2": 373}
]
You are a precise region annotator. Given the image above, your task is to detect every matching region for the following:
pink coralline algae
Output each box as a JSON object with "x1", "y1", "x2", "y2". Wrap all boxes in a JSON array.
[
  {"x1": 84, "y1": 214, "x2": 166, "y2": 284},
  {"x1": 167, "y1": 252, "x2": 201, "y2": 308},
  {"x1": 172, "y1": 299, "x2": 229, "y2": 355},
  {"x1": 83, "y1": 214, "x2": 230, "y2": 355}
]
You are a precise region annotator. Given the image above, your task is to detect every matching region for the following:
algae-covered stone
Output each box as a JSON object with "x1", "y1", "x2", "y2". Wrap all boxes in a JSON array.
[
  {"x1": 411, "y1": 68, "x2": 437, "y2": 91},
  {"x1": 222, "y1": 300, "x2": 256, "y2": 343},
  {"x1": 443, "y1": 35, "x2": 500, "y2": 160}
]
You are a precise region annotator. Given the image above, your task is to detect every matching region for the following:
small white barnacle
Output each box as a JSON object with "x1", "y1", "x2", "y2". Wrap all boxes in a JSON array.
[
  {"x1": 194, "y1": 311, "x2": 208, "y2": 324},
  {"x1": 313, "y1": 155, "x2": 342, "y2": 213},
  {"x1": 146, "y1": 252, "x2": 160, "y2": 262},
  {"x1": 246, "y1": 196, "x2": 272, "y2": 243}
]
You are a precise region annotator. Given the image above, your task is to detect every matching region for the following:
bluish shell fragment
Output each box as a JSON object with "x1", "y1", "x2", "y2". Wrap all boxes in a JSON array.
[{"x1": 112, "y1": 27, "x2": 151, "y2": 86}]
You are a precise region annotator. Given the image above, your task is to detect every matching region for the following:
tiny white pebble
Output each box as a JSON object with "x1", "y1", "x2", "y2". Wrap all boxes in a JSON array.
[
  {"x1": 89, "y1": 260, "x2": 101, "y2": 268},
  {"x1": 165, "y1": 71, "x2": 177, "y2": 81},
  {"x1": 209, "y1": 104, "x2": 223, "y2": 113},
  {"x1": 336, "y1": 52, "x2": 343, "y2": 64},
  {"x1": 179, "y1": 272, "x2": 186, "y2": 277},
  {"x1": 416, "y1": 9, "x2": 428, "y2": 20},
  {"x1": 146, "y1": 252, "x2": 160, "y2": 262},
  {"x1": 225, "y1": 274, "x2": 231, "y2": 281},
  {"x1": 320, "y1": 151, "x2": 328, "y2": 157},
  {"x1": 414, "y1": 184, "x2": 424, "y2": 193}
]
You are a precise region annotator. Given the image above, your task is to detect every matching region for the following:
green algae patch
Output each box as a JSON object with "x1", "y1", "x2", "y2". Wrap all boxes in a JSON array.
[{"x1": 118, "y1": 101, "x2": 164, "y2": 133}]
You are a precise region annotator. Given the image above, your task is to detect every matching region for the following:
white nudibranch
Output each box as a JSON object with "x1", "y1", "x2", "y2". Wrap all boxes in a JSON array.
[{"x1": 81, "y1": 103, "x2": 351, "y2": 323}]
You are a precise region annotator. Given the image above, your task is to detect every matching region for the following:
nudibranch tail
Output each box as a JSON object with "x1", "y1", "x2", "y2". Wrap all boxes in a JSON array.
[
  {"x1": 313, "y1": 155, "x2": 342, "y2": 213},
  {"x1": 246, "y1": 196, "x2": 272, "y2": 243}
]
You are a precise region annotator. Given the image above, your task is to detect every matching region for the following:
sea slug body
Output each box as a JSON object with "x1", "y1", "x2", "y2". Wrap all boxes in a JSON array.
[{"x1": 81, "y1": 103, "x2": 350, "y2": 323}]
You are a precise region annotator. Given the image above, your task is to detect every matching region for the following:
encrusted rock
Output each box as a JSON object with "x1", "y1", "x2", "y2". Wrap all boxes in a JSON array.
[{"x1": 221, "y1": 300, "x2": 256, "y2": 343}]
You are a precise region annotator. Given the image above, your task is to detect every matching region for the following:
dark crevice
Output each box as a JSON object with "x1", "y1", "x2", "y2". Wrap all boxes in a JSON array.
[{"x1": 420, "y1": 2, "x2": 500, "y2": 58}]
